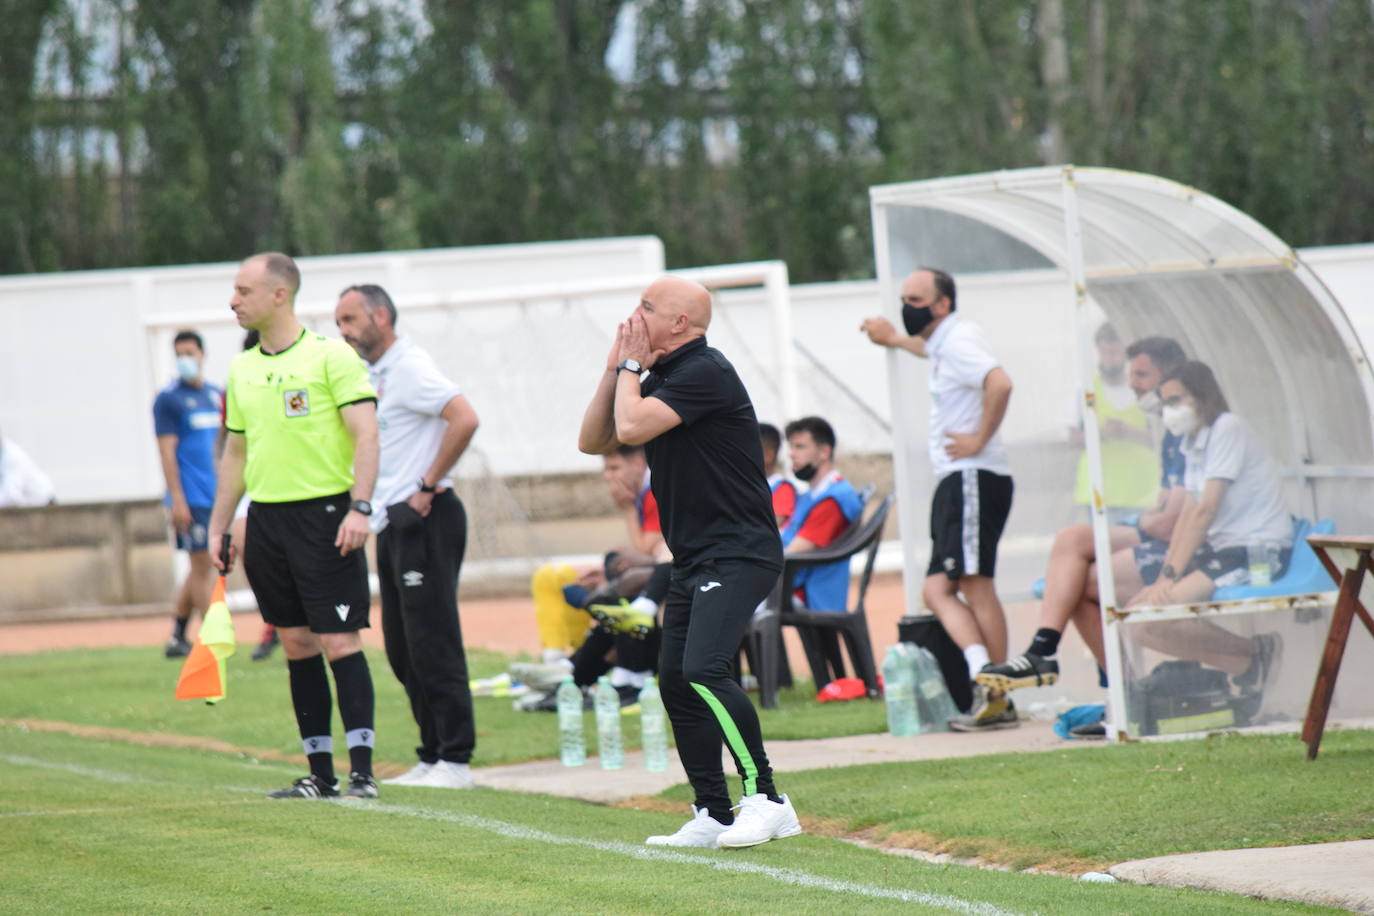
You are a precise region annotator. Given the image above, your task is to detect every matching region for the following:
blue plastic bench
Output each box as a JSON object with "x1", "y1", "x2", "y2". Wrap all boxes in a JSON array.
[
  {"x1": 1029, "y1": 517, "x2": 1336, "y2": 602},
  {"x1": 1211, "y1": 518, "x2": 1335, "y2": 600}
]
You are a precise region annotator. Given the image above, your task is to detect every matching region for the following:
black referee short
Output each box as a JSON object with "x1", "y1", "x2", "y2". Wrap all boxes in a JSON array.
[
  {"x1": 927, "y1": 468, "x2": 1014, "y2": 580},
  {"x1": 245, "y1": 492, "x2": 371, "y2": 633}
]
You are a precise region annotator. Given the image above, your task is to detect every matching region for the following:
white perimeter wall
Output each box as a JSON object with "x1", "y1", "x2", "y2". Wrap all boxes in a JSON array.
[{"x1": 1, "y1": 240, "x2": 1370, "y2": 504}]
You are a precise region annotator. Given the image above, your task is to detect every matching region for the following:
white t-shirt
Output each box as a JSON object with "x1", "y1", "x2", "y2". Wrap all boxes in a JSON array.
[
  {"x1": 0, "y1": 437, "x2": 55, "y2": 507},
  {"x1": 368, "y1": 337, "x2": 463, "y2": 533},
  {"x1": 1181, "y1": 412, "x2": 1290, "y2": 550},
  {"x1": 926, "y1": 315, "x2": 1010, "y2": 479}
]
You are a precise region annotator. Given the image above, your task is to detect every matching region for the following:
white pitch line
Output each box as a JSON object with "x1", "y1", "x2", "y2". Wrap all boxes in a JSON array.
[
  {"x1": 339, "y1": 800, "x2": 1033, "y2": 916},
  {"x1": 5, "y1": 750, "x2": 1032, "y2": 916},
  {"x1": 1, "y1": 798, "x2": 264, "y2": 819}
]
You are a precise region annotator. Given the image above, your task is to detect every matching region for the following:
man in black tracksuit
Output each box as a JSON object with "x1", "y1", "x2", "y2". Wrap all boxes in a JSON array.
[{"x1": 578, "y1": 275, "x2": 802, "y2": 849}]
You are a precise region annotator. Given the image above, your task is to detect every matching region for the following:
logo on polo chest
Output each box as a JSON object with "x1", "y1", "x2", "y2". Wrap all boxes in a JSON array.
[{"x1": 284, "y1": 389, "x2": 310, "y2": 417}]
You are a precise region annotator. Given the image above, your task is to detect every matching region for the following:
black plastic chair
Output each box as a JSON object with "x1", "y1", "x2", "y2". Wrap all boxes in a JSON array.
[{"x1": 748, "y1": 493, "x2": 893, "y2": 708}]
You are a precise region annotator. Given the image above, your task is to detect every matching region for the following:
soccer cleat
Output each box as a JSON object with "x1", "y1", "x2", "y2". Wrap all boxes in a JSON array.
[
  {"x1": 586, "y1": 599, "x2": 656, "y2": 639},
  {"x1": 1068, "y1": 720, "x2": 1107, "y2": 739},
  {"x1": 410, "y1": 760, "x2": 473, "y2": 789},
  {"x1": 382, "y1": 762, "x2": 434, "y2": 785},
  {"x1": 645, "y1": 806, "x2": 732, "y2": 848},
  {"x1": 948, "y1": 684, "x2": 1020, "y2": 732},
  {"x1": 975, "y1": 653, "x2": 1059, "y2": 692},
  {"x1": 164, "y1": 636, "x2": 192, "y2": 659},
  {"x1": 508, "y1": 660, "x2": 573, "y2": 693},
  {"x1": 715, "y1": 794, "x2": 803, "y2": 848},
  {"x1": 267, "y1": 774, "x2": 339, "y2": 799},
  {"x1": 344, "y1": 772, "x2": 379, "y2": 799},
  {"x1": 250, "y1": 629, "x2": 280, "y2": 662}
]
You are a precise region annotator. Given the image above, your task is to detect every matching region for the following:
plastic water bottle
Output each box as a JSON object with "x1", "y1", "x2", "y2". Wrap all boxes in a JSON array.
[
  {"x1": 594, "y1": 676, "x2": 624, "y2": 769},
  {"x1": 638, "y1": 677, "x2": 669, "y2": 772},
  {"x1": 882, "y1": 644, "x2": 919, "y2": 736},
  {"x1": 556, "y1": 677, "x2": 586, "y2": 767},
  {"x1": 912, "y1": 645, "x2": 959, "y2": 732}
]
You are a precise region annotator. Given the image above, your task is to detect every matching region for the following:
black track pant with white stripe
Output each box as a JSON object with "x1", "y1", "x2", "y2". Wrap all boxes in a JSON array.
[{"x1": 659, "y1": 558, "x2": 780, "y2": 821}]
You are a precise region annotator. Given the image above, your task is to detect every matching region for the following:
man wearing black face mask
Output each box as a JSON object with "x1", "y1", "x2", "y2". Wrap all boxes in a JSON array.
[{"x1": 861, "y1": 267, "x2": 1017, "y2": 731}]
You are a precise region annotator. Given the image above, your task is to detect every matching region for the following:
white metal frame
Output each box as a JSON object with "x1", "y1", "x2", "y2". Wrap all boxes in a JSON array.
[{"x1": 870, "y1": 165, "x2": 1374, "y2": 740}]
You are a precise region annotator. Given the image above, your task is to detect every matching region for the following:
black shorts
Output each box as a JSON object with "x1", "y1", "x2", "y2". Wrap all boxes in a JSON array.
[
  {"x1": 927, "y1": 469, "x2": 1013, "y2": 580},
  {"x1": 1134, "y1": 537, "x2": 1170, "y2": 585},
  {"x1": 245, "y1": 492, "x2": 371, "y2": 633}
]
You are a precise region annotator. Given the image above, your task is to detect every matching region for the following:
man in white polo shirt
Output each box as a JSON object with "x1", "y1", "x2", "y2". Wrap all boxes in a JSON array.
[
  {"x1": 861, "y1": 266, "x2": 1017, "y2": 731},
  {"x1": 335, "y1": 284, "x2": 481, "y2": 788}
]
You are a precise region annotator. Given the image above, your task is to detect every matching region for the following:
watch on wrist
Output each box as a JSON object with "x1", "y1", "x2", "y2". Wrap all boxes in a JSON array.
[
  {"x1": 1160, "y1": 564, "x2": 1178, "y2": 582},
  {"x1": 417, "y1": 478, "x2": 437, "y2": 494},
  {"x1": 617, "y1": 358, "x2": 643, "y2": 375},
  {"x1": 350, "y1": 499, "x2": 373, "y2": 517}
]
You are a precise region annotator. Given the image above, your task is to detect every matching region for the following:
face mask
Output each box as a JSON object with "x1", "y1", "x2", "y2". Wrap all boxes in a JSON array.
[
  {"x1": 793, "y1": 463, "x2": 818, "y2": 483},
  {"x1": 901, "y1": 304, "x2": 934, "y2": 337},
  {"x1": 1161, "y1": 403, "x2": 1199, "y2": 437},
  {"x1": 1137, "y1": 391, "x2": 1161, "y2": 413},
  {"x1": 175, "y1": 355, "x2": 201, "y2": 382}
]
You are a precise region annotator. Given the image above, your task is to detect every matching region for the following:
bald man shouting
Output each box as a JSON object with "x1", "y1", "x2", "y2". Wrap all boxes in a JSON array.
[{"x1": 579, "y1": 277, "x2": 800, "y2": 849}]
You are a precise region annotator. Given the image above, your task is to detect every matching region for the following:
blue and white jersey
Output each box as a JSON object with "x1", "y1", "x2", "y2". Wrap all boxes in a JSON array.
[{"x1": 153, "y1": 379, "x2": 223, "y2": 507}]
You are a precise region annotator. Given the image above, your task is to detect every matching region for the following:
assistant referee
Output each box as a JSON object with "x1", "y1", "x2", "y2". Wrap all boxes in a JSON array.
[
  {"x1": 579, "y1": 276, "x2": 801, "y2": 849},
  {"x1": 208, "y1": 252, "x2": 382, "y2": 800}
]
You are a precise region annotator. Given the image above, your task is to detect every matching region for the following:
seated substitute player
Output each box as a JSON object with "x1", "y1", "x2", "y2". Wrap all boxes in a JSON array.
[
  {"x1": 208, "y1": 252, "x2": 382, "y2": 800},
  {"x1": 758, "y1": 422, "x2": 798, "y2": 528}
]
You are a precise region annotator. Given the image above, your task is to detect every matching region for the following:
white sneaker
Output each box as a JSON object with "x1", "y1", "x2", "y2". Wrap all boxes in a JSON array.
[
  {"x1": 645, "y1": 806, "x2": 730, "y2": 847},
  {"x1": 411, "y1": 760, "x2": 473, "y2": 789},
  {"x1": 382, "y1": 762, "x2": 434, "y2": 785},
  {"x1": 715, "y1": 794, "x2": 802, "y2": 848},
  {"x1": 509, "y1": 660, "x2": 573, "y2": 692}
]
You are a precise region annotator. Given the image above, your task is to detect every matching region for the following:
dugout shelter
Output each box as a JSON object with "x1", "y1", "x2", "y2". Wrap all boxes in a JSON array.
[{"x1": 870, "y1": 165, "x2": 1374, "y2": 740}]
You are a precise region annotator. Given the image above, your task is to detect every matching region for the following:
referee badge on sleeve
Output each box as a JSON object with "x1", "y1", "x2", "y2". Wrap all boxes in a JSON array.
[{"x1": 284, "y1": 389, "x2": 311, "y2": 417}]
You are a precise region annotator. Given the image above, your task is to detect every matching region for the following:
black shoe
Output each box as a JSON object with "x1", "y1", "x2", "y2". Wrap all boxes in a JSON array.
[
  {"x1": 251, "y1": 630, "x2": 280, "y2": 662},
  {"x1": 267, "y1": 775, "x2": 339, "y2": 799},
  {"x1": 1233, "y1": 632, "x2": 1282, "y2": 695},
  {"x1": 164, "y1": 636, "x2": 192, "y2": 659},
  {"x1": 1068, "y1": 720, "x2": 1107, "y2": 739},
  {"x1": 975, "y1": 653, "x2": 1059, "y2": 692},
  {"x1": 344, "y1": 772, "x2": 379, "y2": 799}
]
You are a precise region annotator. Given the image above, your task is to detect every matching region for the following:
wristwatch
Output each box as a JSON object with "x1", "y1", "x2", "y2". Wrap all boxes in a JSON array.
[
  {"x1": 417, "y1": 478, "x2": 437, "y2": 494},
  {"x1": 617, "y1": 358, "x2": 643, "y2": 375},
  {"x1": 350, "y1": 499, "x2": 373, "y2": 516}
]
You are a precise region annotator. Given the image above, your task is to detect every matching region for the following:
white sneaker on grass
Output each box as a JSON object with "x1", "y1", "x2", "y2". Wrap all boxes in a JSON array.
[
  {"x1": 645, "y1": 806, "x2": 730, "y2": 847},
  {"x1": 715, "y1": 794, "x2": 802, "y2": 848},
  {"x1": 411, "y1": 760, "x2": 474, "y2": 789},
  {"x1": 382, "y1": 762, "x2": 434, "y2": 785}
]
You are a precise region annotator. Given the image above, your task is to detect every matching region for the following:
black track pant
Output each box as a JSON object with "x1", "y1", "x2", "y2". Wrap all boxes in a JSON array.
[
  {"x1": 659, "y1": 557, "x2": 780, "y2": 818},
  {"x1": 377, "y1": 490, "x2": 475, "y2": 764}
]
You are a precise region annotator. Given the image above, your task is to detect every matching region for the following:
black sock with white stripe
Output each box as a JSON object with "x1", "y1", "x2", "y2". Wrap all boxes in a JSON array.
[
  {"x1": 287, "y1": 654, "x2": 335, "y2": 784},
  {"x1": 1028, "y1": 627, "x2": 1062, "y2": 658},
  {"x1": 330, "y1": 651, "x2": 375, "y2": 777}
]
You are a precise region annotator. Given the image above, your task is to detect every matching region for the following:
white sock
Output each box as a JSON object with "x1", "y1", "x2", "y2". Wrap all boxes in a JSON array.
[
  {"x1": 963, "y1": 644, "x2": 990, "y2": 675},
  {"x1": 630, "y1": 596, "x2": 657, "y2": 616}
]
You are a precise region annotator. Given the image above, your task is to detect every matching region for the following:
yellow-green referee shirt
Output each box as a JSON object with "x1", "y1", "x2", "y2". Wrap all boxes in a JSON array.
[{"x1": 224, "y1": 330, "x2": 377, "y2": 503}]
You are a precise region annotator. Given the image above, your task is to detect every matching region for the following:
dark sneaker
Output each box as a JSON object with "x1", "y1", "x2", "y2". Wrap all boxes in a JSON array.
[
  {"x1": 1068, "y1": 720, "x2": 1107, "y2": 739},
  {"x1": 586, "y1": 599, "x2": 655, "y2": 639},
  {"x1": 948, "y1": 684, "x2": 1020, "y2": 732},
  {"x1": 267, "y1": 775, "x2": 339, "y2": 799},
  {"x1": 344, "y1": 772, "x2": 379, "y2": 799},
  {"x1": 975, "y1": 653, "x2": 1059, "y2": 692},
  {"x1": 1233, "y1": 632, "x2": 1282, "y2": 695},
  {"x1": 164, "y1": 636, "x2": 192, "y2": 659},
  {"x1": 251, "y1": 629, "x2": 280, "y2": 662}
]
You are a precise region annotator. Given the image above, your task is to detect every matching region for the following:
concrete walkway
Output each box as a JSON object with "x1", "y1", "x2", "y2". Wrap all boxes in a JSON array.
[{"x1": 474, "y1": 720, "x2": 1374, "y2": 911}]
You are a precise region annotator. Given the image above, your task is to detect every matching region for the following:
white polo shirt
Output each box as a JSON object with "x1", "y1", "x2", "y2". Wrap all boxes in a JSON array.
[
  {"x1": 926, "y1": 314, "x2": 1010, "y2": 479},
  {"x1": 1181, "y1": 412, "x2": 1290, "y2": 550},
  {"x1": 368, "y1": 336, "x2": 463, "y2": 533}
]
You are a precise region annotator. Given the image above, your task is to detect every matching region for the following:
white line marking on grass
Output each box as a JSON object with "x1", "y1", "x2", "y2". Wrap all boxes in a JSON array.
[
  {"x1": 0, "y1": 799, "x2": 264, "y2": 819},
  {"x1": 1, "y1": 753, "x2": 158, "y2": 784},
  {"x1": 341, "y1": 801, "x2": 1032, "y2": 916}
]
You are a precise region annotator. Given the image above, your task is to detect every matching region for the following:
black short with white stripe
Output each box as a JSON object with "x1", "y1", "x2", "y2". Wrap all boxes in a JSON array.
[{"x1": 926, "y1": 468, "x2": 1013, "y2": 580}]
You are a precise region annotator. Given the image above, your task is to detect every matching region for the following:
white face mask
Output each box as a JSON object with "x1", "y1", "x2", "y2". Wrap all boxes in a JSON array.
[
  {"x1": 1136, "y1": 390, "x2": 1161, "y2": 413},
  {"x1": 175, "y1": 355, "x2": 201, "y2": 383},
  {"x1": 1161, "y1": 403, "x2": 1199, "y2": 437}
]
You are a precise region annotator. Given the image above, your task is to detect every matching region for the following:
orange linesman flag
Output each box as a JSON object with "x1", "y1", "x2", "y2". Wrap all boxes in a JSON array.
[{"x1": 175, "y1": 577, "x2": 238, "y2": 703}]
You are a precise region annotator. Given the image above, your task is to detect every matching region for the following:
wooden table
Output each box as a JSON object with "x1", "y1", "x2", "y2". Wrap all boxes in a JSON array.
[{"x1": 1303, "y1": 534, "x2": 1374, "y2": 760}]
